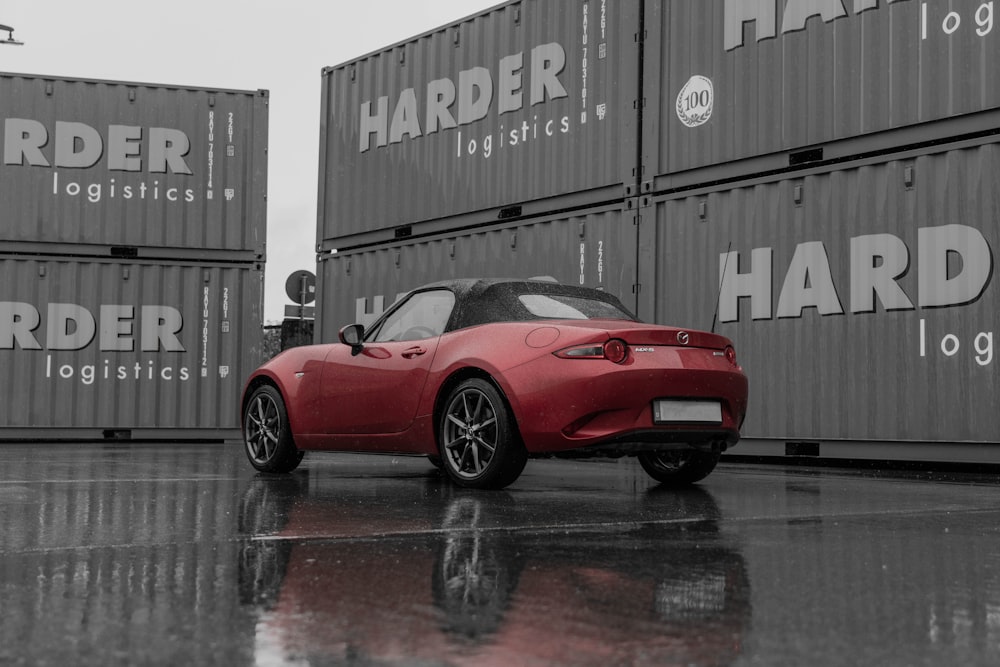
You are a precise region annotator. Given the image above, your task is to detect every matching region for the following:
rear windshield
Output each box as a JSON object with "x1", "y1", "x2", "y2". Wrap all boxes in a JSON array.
[{"x1": 518, "y1": 294, "x2": 633, "y2": 320}]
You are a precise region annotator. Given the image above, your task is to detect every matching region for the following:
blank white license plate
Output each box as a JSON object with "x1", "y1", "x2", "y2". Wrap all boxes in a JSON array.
[{"x1": 653, "y1": 400, "x2": 722, "y2": 424}]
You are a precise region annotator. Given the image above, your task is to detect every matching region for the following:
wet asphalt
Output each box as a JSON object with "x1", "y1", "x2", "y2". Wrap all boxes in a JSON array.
[{"x1": 1, "y1": 443, "x2": 999, "y2": 666}]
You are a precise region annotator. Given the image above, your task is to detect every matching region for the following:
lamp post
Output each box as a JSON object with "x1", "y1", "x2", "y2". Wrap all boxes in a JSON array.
[{"x1": 0, "y1": 24, "x2": 23, "y2": 46}]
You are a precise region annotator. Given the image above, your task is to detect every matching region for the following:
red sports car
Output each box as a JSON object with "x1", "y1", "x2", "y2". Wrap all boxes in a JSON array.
[{"x1": 241, "y1": 279, "x2": 748, "y2": 489}]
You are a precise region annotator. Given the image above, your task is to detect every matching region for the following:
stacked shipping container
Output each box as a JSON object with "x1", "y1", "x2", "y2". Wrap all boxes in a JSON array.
[
  {"x1": 317, "y1": 0, "x2": 1000, "y2": 460},
  {"x1": 0, "y1": 73, "x2": 269, "y2": 439},
  {"x1": 641, "y1": 0, "x2": 1000, "y2": 459},
  {"x1": 316, "y1": 0, "x2": 640, "y2": 250}
]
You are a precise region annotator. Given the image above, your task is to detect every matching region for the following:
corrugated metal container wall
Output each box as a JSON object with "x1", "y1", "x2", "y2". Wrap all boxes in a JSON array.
[
  {"x1": 0, "y1": 256, "x2": 264, "y2": 436},
  {"x1": 647, "y1": 142, "x2": 1000, "y2": 443},
  {"x1": 318, "y1": 0, "x2": 640, "y2": 249},
  {"x1": 1, "y1": 73, "x2": 268, "y2": 256},
  {"x1": 316, "y1": 203, "x2": 637, "y2": 340},
  {"x1": 645, "y1": 0, "x2": 1000, "y2": 181}
]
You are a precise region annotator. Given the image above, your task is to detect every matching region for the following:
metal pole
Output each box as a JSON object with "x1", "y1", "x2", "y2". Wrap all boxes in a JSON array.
[{"x1": 299, "y1": 274, "x2": 307, "y2": 321}]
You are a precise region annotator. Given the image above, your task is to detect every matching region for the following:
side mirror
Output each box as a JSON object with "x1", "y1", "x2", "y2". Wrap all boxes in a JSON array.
[{"x1": 338, "y1": 324, "x2": 365, "y2": 356}]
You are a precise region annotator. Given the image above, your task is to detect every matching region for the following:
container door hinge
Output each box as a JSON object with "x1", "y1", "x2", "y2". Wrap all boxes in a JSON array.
[{"x1": 632, "y1": 283, "x2": 642, "y2": 294}]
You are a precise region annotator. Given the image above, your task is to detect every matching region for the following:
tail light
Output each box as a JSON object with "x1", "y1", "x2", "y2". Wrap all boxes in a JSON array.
[
  {"x1": 724, "y1": 346, "x2": 739, "y2": 367},
  {"x1": 554, "y1": 339, "x2": 630, "y2": 364},
  {"x1": 604, "y1": 339, "x2": 628, "y2": 364}
]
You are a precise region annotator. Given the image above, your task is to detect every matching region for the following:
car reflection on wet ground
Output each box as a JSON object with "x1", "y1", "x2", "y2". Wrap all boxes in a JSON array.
[
  {"x1": 239, "y1": 473, "x2": 747, "y2": 666},
  {"x1": 1, "y1": 444, "x2": 999, "y2": 666}
]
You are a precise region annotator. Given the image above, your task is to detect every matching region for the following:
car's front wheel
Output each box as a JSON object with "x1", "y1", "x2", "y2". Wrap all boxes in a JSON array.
[
  {"x1": 637, "y1": 449, "x2": 720, "y2": 486},
  {"x1": 243, "y1": 385, "x2": 304, "y2": 473},
  {"x1": 438, "y1": 379, "x2": 527, "y2": 489}
]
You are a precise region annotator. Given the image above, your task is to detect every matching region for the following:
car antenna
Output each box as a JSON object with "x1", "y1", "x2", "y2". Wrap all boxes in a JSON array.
[{"x1": 711, "y1": 241, "x2": 733, "y2": 334}]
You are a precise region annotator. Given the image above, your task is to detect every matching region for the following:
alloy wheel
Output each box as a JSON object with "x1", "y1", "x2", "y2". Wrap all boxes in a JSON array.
[
  {"x1": 638, "y1": 449, "x2": 720, "y2": 486},
  {"x1": 245, "y1": 392, "x2": 282, "y2": 465},
  {"x1": 442, "y1": 388, "x2": 499, "y2": 479},
  {"x1": 644, "y1": 450, "x2": 693, "y2": 473}
]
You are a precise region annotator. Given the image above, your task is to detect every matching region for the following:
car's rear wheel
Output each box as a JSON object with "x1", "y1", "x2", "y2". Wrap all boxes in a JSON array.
[
  {"x1": 439, "y1": 379, "x2": 527, "y2": 489},
  {"x1": 637, "y1": 449, "x2": 720, "y2": 486},
  {"x1": 243, "y1": 385, "x2": 304, "y2": 473}
]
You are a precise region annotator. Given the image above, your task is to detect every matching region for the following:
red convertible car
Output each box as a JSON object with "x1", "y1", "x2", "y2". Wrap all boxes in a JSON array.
[{"x1": 241, "y1": 279, "x2": 748, "y2": 489}]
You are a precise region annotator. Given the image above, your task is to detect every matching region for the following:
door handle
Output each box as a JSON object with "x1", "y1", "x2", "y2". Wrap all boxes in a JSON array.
[{"x1": 402, "y1": 346, "x2": 426, "y2": 359}]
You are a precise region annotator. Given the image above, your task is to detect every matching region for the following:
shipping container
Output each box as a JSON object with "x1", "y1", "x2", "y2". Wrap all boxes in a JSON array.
[
  {"x1": 318, "y1": 0, "x2": 1000, "y2": 250},
  {"x1": 317, "y1": 0, "x2": 641, "y2": 249},
  {"x1": 0, "y1": 254, "x2": 264, "y2": 439},
  {"x1": 644, "y1": 0, "x2": 1000, "y2": 186},
  {"x1": 1, "y1": 73, "x2": 268, "y2": 257},
  {"x1": 316, "y1": 202, "x2": 638, "y2": 336},
  {"x1": 643, "y1": 136, "x2": 1000, "y2": 449},
  {"x1": 314, "y1": 1, "x2": 1000, "y2": 460}
]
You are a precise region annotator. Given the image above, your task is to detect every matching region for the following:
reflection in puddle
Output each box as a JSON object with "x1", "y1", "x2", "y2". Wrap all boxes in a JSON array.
[
  {"x1": 237, "y1": 474, "x2": 751, "y2": 666},
  {"x1": 4, "y1": 449, "x2": 1000, "y2": 664}
]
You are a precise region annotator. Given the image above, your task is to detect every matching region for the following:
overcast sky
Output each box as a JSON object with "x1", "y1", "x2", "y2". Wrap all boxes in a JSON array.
[{"x1": 0, "y1": 0, "x2": 500, "y2": 322}]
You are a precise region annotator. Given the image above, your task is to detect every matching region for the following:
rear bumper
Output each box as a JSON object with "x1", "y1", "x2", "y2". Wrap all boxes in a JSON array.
[
  {"x1": 544, "y1": 430, "x2": 740, "y2": 458},
  {"x1": 499, "y1": 350, "x2": 749, "y2": 455}
]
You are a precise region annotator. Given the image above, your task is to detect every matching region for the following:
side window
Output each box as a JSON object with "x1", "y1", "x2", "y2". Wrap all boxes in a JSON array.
[{"x1": 369, "y1": 290, "x2": 456, "y2": 342}]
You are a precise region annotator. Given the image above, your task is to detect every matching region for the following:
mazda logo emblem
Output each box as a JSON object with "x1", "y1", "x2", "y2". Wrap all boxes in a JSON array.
[{"x1": 677, "y1": 331, "x2": 690, "y2": 345}]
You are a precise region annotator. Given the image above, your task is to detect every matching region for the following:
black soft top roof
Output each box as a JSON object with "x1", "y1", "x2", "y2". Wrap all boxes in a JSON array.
[{"x1": 408, "y1": 279, "x2": 636, "y2": 331}]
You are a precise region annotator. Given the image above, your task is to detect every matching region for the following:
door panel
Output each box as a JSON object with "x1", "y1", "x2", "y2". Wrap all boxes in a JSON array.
[
  {"x1": 317, "y1": 338, "x2": 439, "y2": 435},
  {"x1": 316, "y1": 289, "x2": 454, "y2": 435}
]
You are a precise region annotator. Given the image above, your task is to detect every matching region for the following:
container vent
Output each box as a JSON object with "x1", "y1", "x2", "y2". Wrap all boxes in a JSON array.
[
  {"x1": 498, "y1": 205, "x2": 522, "y2": 220},
  {"x1": 110, "y1": 246, "x2": 139, "y2": 259},
  {"x1": 789, "y1": 148, "x2": 824, "y2": 166}
]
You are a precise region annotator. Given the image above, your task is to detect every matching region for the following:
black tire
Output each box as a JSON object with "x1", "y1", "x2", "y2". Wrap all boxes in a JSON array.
[
  {"x1": 243, "y1": 385, "x2": 304, "y2": 473},
  {"x1": 637, "y1": 449, "x2": 720, "y2": 486},
  {"x1": 438, "y1": 378, "x2": 527, "y2": 489}
]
